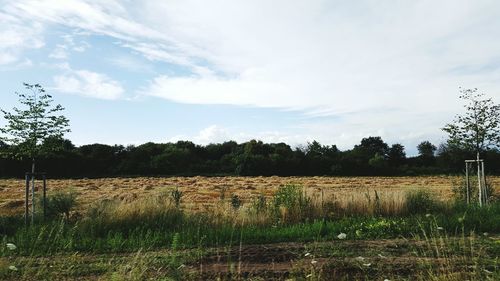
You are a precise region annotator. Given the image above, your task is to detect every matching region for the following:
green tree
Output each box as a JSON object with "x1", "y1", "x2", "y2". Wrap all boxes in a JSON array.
[
  {"x1": 442, "y1": 88, "x2": 499, "y2": 205},
  {"x1": 0, "y1": 83, "x2": 70, "y2": 175},
  {"x1": 387, "y1": 143, "x2": 406, "y2": 167},
  {"x1": 417, "y1": 141, "x2": 437, "y2": 166},
  {"x1": 417, "y1": 141, "x2": 437, "y2": 158},
  {"x1": 354, "y1": 136, "x2": 389, "y2": 158},
  {"x1": 442, "y1": 88, "x2": 500, "y2": 159}
]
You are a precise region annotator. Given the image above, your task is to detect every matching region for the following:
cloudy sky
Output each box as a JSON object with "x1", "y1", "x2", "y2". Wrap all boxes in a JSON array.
[{"x1": 1, "y1": 0, "x2": 499, "y2": 155}]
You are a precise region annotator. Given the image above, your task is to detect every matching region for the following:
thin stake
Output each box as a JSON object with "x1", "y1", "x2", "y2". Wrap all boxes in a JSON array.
[
  {"x1": 25, "y1": 173, "x2": 29, "y2": 226},
  {"x1": 43, "y1": 175, "x2": 47, "y2": 220},
  {"x1": 481, "y1": 161, "x2": 487, "y2": 205},
  {"x1": 31, "y1": 174, "x2": 35, "y2": 224},
  {"x1": 477, "y1": 158, "x2": 482, "y2": 207},
  {"x1": 465, "y1": 162, "x2": 470, "y2": 204}
]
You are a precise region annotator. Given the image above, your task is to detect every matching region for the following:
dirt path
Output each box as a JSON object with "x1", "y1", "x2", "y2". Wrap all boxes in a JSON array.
[{"x1": 5, "y1": 237, "x2": 497, "y2": 280}]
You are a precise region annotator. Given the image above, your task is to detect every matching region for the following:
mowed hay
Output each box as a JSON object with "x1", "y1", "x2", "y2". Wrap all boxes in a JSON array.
[{"x1": 0, "y1": 176, "x2": 499, "y2": 216}]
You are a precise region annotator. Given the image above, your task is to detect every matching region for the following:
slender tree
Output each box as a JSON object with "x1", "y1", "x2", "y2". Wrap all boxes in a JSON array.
[
  {"x1": 0, "y1": 83, "x2": 70, "y2": 175},
  {"x1": 442, "y1": 87, "x2": 500, "y2": 205},
  {"x1": 442, "y1": 88, "x2": 500, "y2": 159}
]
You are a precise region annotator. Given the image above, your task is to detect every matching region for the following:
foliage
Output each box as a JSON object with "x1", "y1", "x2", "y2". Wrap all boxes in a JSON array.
[
  {"x1": 353, "y1": 136, "x2": 389, "y2": 159},
  {"x1": 230, "y1": 194, "x2": 242, "y2": 210},
  {"x1": 404, "y1": 190, "x2": 442, "y2": 214},
  {"x1": 417, "y1": 141, "x2": 437, "y2": 158},
  {"x1": 442, "y1": 88, "x2": 500, "y2": 156},
  {"x1": 0, "y1": 83, "x2": 70, "y2": 172},
  {"x1": 2, "y1": 137, "x2": 500, "y2": 178},
  {"x1": 271, "y1": 184, "x2": 314, "y2": 224},
  {"x1": 170, "y1": 187, "x2": 183, "y2": 208},
  {"x1": 368, "y1": 153, "x2": 387, "y2": 169},
  {"x1": 387, "y1": 143, "x2": 406, "y2": 167},
  {"x1": 43, "y1": 190, "x2": 77, "y2": 219},
  {"x1": 250, "y1": 194, "x2": 267, "y2": 214}
]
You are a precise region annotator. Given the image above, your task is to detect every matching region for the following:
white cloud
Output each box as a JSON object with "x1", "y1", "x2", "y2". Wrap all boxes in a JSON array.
[
  {"x1": 145, "y1": 75, "x2": 291, "y2": 108},
  {"x1": 3, "y1": 0, "x2": 193, "y2": 66},
  {"x1": 2, "y1": 1, "x2": 500, "y2": 148},
  {"x1": 0, "y1": 11, "x2": 44, "y2": 65},
  {"x1": 49, "y1": 34, "x2": 91, "y2": 60},
  {"x1": 166, "y1": 123, "x2": 443, "y2": 155},
  {"x1": 61, "y1": 34, "x2": 90, "y2": 52},
  {"x1": 167, "y1": 125, "x2": 306, "y2": 147},
  {"x1": 49, "y1": 44, "x2": 68, "y2": 59},
  {"x1": 193, "y1": 125, "x2": 230, "y2": 144},
  {"x1": 53, "y1": 68, "x2": 124, "y2": 100},
  {"x1": 136, "y1": 0, "x2": 500, "y2": 112},
  {"x1": 135, "y1": 0, "x2": 500, "y2": 148}
]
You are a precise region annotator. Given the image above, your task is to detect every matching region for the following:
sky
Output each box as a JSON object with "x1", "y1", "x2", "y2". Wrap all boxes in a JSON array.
[{"x1": 1, "y1": 0, "x2": 500, "y2": 155}]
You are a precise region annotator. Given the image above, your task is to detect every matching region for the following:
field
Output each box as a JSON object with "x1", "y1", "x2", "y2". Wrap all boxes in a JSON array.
[
  {"x1": 2, "y1": 176, "x2": 499, "y2": 215},
  {"x1": 0, "y1": 176, "x2": 499, "y2": 280}
]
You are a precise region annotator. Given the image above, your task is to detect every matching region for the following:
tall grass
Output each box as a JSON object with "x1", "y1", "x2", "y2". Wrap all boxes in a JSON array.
[{"x1": 412, "y1": 217, "x2": 500, "y2": 280}]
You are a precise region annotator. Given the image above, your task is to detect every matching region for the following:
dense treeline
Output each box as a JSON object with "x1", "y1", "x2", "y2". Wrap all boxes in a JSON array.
[{"x1": 0, "y1": 136, "x2": 499, "y2": 178}]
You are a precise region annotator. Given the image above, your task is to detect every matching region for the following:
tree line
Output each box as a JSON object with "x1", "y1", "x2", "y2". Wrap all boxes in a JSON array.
[
  {"x1": 1, "y1": 136, "x2": 499, "y2": 178},
  {"x1": 1, "y1": 84, "x2": 499, "y2": 178}
]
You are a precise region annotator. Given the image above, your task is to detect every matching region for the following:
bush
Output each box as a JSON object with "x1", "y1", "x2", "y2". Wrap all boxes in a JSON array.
[
  {"x1": 271, "y1": 184, "x2": 315, "y2": 224},
  {"x1": 404, "y1": 190, "x2": 440, "y2": 214},
  {"x1": 250, "y1": 194, "x2": 267, "y2": 214},
  {"x1": 230, "y1": 194, "x2": 242, "y2": 210},
  {"x1": 44, "y1": 191, "x2": 77, "y2": 219},
  {"x1": 170, "y1": 188, "x2": 183, "y2": 208}
]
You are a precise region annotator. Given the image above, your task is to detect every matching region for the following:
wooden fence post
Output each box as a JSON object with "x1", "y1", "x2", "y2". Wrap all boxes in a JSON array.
[
  {"x1": 25, "y1": 173, "x2": 29, "y2": 225},
  {"x1": 465, "y1": 162, "x2": 470, "y2": 205},
  {"x1": 43, "y1": 174, "x2": 47, "y2": 220}
]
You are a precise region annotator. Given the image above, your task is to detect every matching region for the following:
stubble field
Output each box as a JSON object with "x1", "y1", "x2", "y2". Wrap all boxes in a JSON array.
[{"x1": 2, "y1": 175, "x2": 499, "y2": 216}]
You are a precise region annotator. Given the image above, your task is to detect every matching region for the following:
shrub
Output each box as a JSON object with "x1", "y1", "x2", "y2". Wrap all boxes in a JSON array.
[
  {"x1": 271, "y1": 184, "x2": 315, "y2": 224},
  {"x1": 403, "y1": 190, "x2": 440, "y2": 214},
  {"x1": 230, "y1": 194, "x2": 242, "y2": 210},
  {"x1": 251, "y1": 194, "x2": 267, "y2": 213},
  {"x1": 170, "y1": 188, "x2": 183, "y2": 208},
  {"x1": 43, "y1": 191, "x2": 77, "y2": 219}
]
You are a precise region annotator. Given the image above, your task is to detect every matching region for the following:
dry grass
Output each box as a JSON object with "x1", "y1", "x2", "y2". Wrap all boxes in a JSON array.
[{"x1": 0, "y1": 176, "x2": 499, "y2": 216}]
